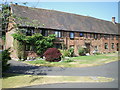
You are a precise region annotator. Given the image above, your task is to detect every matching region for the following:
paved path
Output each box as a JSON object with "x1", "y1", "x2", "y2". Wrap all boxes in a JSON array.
[{"x1": 5, "y1": 60, "x2": 119, "y2": 88}]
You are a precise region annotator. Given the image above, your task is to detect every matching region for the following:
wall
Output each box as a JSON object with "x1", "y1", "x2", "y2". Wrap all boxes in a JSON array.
[
  {"x1": 52, "y1": 31, "x2": 119, "y2": 56},
  {"x1": 6, "y1": 22, "x2": 18, "y2": 59},
  {"x1": 6, "y1": 26, "x2": 119, "y2": 59}
]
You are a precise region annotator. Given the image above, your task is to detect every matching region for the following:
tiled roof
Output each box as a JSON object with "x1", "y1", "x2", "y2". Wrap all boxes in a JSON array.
[{"x1": 11, "y1": 4, "x2": 118, "y2": 35}]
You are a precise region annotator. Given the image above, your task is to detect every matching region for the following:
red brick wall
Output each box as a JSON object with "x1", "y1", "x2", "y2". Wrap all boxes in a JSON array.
[
  {"x1": 6, "y1": 27, "x2": 119, "y2": 59},
  {"x1": 25, "y1": 51, "x2": 38, "y2": 57},
  {"x1": 48, "y1": 30, "x2": 119, "y2": 56}
]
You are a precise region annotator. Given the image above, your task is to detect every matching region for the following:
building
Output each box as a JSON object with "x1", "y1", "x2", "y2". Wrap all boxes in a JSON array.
[
  {"x1": 5, "y1": 4, "x2": 119, "y2": 59},
  {"x1": 0, "y1": 10, "x2": 4, "y2": 50}
]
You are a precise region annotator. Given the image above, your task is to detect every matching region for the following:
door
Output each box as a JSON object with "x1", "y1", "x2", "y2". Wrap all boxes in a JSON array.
[
  {"x1": 117, "y1": 43, "x2": 119, "y2": 51},
  {"x1": 85, "y1": 43, "x2": 90, "y2": 53}
]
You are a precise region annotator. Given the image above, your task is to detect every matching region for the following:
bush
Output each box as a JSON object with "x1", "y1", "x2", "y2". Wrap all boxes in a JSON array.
[
  {"x1": 14, "y1": 39, "x2": 26, "y2": 60},
  {"x1": 62, "y1": 50, "x2": 70, "y2": 57},
  {"x1": 68, "y1": 48, "x2": 74, "y2": 57},
  {"x1": 60, "y1": 48, "x2": 74, "y2": 57},
  {"x1": 78, "y1": 47, "x2": 86, "y2": 56},
  {"x1": 1, "y1": 48, "x2": 11, "y2": 72},
  {"x1": 43, "y1": 48, "x2": 62, "y2": 62}
]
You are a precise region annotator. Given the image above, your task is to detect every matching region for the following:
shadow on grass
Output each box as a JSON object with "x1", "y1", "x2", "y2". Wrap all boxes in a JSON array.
[{"x1": 2, "y1": 73, "x2": 22, "y2": 78}]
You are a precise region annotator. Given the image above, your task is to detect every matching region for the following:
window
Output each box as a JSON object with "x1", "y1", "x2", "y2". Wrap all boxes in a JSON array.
[
  {"x1": 26, "y1": 29, "x2": 34, "y2": 36},
  {"x1": 95, "y1": 46, "x2": 98, "y2": 51},
  {"x1": 55, "y1": 31, "x2": 62, "y2": 38},
  {"x1": 94, "y1": 34, "x2": 98, "y2": 39},
  {"x1": 90, "y1": 33, "x2": 93, "y2": 38},
  {"x1": 116, "y1": 35, "x2": 119, "y2": 40},
  {"x1": 20, "y1": 28, "x2": 27, "y2": 34},
  {"x1": 100, "y1": 34, "x2": 103, "y2": 38},
  {"x1": 70, "y1": 45, "x2": 74, "y2": 48},
  {"x1": 80, "y1": 33, "x2": 84, "y2": 37},
  {"x1": 104, "y1": 43, "x2": 108, "y2": 49},
  {"x1": 85, "y1": 33, "x2": 88, "y2": 38},
  {"x1": 104, "y1": 35, "x2": 108, "y2": 40},
  {"x1": 69, "y1": 32, "x2": 74, "y2": 39},
  {"x1": 98, "y1": 34, "x2": 101, "y2": 39},
  {"x1": 111, "y1": 35, "x2": 114, "y2": 40},
  {"x1": 117, "y1": 43, "x2": 119, "y2": 51},
  {"x1": 54, "y1": 44, "x2": 62, "y2": 49},
  {"x1": 41, "y1": 30, "x2": 48, "y2": 36},
  {"x1": 111, "y1": 43, "x2": 114, "y2": 49}
]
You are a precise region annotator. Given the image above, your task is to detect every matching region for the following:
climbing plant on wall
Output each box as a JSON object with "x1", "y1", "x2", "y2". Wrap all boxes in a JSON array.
[{"x1": 12, "y1": 32, "x2": 56, "y2": 59}]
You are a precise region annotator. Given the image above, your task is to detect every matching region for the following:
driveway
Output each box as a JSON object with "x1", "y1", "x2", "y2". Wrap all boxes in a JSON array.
[{"x1": 5, "y1": 60, "x2": 119, "y2": 88}]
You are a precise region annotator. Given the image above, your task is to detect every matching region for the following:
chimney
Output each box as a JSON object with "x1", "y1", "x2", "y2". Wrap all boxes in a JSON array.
[{"x1": 112, "y1": 17, "x2": 116, "y2": 24}]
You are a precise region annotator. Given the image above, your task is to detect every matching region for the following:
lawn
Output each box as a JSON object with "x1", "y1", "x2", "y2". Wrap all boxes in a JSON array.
[
  {"x1": 2, "y1": 53, "x2": 118, "y2": 88},
  {"x1": 2, "y1": 73, "x2": 114, "y2": 88},
  {"x1": 24, "y1": 52, "x2": 118, "y2": 67}
]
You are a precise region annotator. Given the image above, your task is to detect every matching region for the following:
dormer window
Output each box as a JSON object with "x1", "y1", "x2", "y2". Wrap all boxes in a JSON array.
[
  {"x1": 26, "y1": 29, "x2": 34, "y2": 36},
  {"x1": 55, "y1": 31, "x2": 62, "y2": 38},
  {"x1": 80, "y1": 33, "x2": 84, "y2": 37},
  {"x1": 104, "y1": 35, "x2": 108, "y2": 40},
  {"x1": 116, "y1": 35, "x2": 119, "y2": 40},
  {"x1": 70, "y1": 32, "x2": 74, "y2": 39},
  {"x1": 41, "y1": 30, "x2": 48, "y2": 36},
  {"x1": 94, "y1": 34, "x2": 98, "y2": 39},
  {"x1": 111, "y1": 35, "x2": 114, "y2": 40}
]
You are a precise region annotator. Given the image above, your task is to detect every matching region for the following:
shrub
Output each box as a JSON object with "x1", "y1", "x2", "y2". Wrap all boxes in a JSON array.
[
  {"x1": 78, "y1": 46, "x2": 86, "y2": 56},
  {"x1": 68, "y1": 48, "x2": 74, "y2": 57},
  {"x1": 1, "y1": 48, "x2": 11, "y2": 72},
  {"x1": 14, "y1": 39, "x2": 26, "y2": 60},
  {"x1": 43, "y1": 48, "x2": 62, "y2": 62},
  {"x1": 62, "y1": 50, "x2": 70, "y2": 57},
  {"x1": 60, "y1": 48, "x2": 74, "y2": 57}
]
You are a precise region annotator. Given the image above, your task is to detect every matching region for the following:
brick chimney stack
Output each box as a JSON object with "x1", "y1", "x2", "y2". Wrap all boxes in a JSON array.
[{"x1": 112, "y1": 17, "x2": 116, "y2": 24}]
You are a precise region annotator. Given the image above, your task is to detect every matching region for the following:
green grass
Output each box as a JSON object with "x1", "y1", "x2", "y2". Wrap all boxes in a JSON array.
[
  {"x1": 24, "y1": 52, "x2": 118, "y2": 67},
  {"x1": 2, "y1": 73, "x2": 114, "y2": 88}
]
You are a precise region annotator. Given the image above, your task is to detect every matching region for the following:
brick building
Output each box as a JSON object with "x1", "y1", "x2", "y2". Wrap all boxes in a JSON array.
[
  {"x1": 6, "y1": 4, "x2": 119, "y2": 58},
  {"x1": 0, "y1": 10, "x2": 4, "y2": 50}
]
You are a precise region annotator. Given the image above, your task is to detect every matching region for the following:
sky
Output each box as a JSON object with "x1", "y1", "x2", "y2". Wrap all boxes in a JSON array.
[{"x1": 0, "y1": 0, "x2": 119, "y2": 22}]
